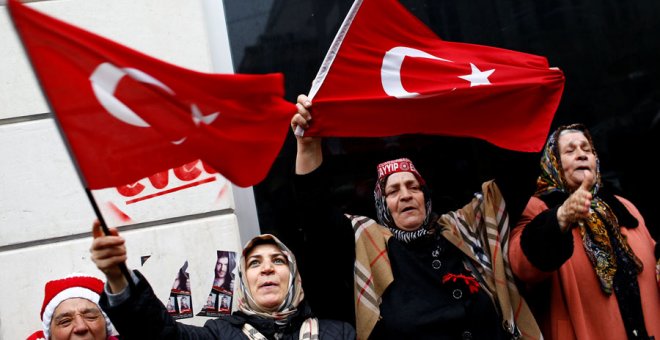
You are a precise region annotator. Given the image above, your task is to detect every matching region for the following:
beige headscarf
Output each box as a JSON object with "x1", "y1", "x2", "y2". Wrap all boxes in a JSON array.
[{"x1": 236, "y1": 234, "x2": 319, "y2": 340}]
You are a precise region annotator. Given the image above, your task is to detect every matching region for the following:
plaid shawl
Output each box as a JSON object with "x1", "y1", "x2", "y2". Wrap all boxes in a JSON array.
[{"x1": 350, "y1": 180, "x2": 541, "y2": 340}]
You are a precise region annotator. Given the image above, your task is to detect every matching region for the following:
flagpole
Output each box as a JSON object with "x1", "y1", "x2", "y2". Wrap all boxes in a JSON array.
[
  {"x1": 294, "y1": 0, "x2": 363, "y2": 138},
  {"x1": 7, "y1": 0, "x2": 135, "y2": 288}
]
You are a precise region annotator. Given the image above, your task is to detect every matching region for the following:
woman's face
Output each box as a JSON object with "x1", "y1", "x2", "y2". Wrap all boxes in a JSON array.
[
  {"x1": 558, "y1": 130, "x2": 596, "y2": 191},
  {"x1": 385, "y1": 172, "x2": 426, "y2": 231},
  {"x1": 245, "y1": 243, "x2": 290, "y2": 312}
]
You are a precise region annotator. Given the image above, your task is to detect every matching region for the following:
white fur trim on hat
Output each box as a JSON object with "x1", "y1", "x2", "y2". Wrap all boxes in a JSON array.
[
  {"x1": 42, "y1": 287, "x2": 100, "y2": 336},
  {"x1": 41, "y1": 286, "x2": 112, "y2": 339}
]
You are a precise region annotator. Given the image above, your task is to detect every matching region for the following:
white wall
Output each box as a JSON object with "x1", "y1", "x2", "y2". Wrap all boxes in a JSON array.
[{"x1": 0, "y1": 1, "x2": 256, "y2": 338}]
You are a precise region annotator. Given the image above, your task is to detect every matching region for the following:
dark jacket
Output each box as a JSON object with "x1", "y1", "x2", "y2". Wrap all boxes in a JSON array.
[{"x1": 99, "y1": 271, "x2": 355, "y2": 340}]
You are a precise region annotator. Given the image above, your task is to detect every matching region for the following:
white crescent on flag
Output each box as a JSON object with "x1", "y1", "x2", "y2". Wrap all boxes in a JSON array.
[
  {"x1": 89, "y1": 62, "x2": 219, "y2": 144},
  {"x1": 381, "y1": 46, "x2": 454, "y2": 98},
  {"x1": 90, "y1": 62, "x2": 174, "y2": 127}
]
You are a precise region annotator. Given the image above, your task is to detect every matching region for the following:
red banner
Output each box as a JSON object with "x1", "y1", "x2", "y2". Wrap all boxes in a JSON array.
[
  {"x1": 9, "y1": 0, "x2": 295, "y2": 188},
  {"x1": 306, "y1": 0, "x2": 565, "y2": 152}
]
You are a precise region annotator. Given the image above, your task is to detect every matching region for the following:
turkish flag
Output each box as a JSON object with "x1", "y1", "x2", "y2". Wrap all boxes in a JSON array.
[
  {"x1": 306, "y1": 0, "x2": 565, "y2": 152},
  {"x1": 8, "y1": 0, "x2": 295, "y2": 189}
]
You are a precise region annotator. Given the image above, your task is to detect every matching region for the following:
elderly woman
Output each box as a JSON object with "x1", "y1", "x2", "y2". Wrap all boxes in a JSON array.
[
  {"x1": 291, "y1": 95, "x2": 542, "y2": 339},
  {"x1": 90, "y1": 222, "x2": 355, "y2": 339},
  {"x1": 508, "y1": 124, "x2": 660, "y2": 339}
]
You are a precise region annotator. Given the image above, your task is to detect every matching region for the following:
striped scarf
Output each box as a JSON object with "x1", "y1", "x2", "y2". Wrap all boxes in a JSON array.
[{"x1": 352, "y1": 180, "x2": 541, "y2": 340}]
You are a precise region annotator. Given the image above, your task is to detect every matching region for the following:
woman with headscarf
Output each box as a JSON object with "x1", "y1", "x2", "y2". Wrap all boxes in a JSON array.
[
  {"x1": 508, "y1": 124, "x2": 660, "y2": 339},
  {"x1": 90, "y1": 222, "x2": 355, "y2": 339},
  {"x1": 291, "y1": 95, "x2": 542, "y2": 339}
]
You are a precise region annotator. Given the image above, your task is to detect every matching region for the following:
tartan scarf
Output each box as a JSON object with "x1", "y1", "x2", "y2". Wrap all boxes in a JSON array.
[
  {"x1": 536, "y1": 124, "x2": 643, "y2": 294},
  {"x1": 351, "y1": 180, "x2": 541, "y2": 340},
  {"x1": 236, "y1": 234, "x2": 319, "y2": 340}
]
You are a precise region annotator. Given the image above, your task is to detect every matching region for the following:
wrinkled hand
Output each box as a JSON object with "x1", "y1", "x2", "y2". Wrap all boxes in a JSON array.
[
  {"x1": 90, "y1": 220, "x2": 128, "y2": 293},
  {"x1": 557, "y1": 171, "x2": 594, "y2": 232}
]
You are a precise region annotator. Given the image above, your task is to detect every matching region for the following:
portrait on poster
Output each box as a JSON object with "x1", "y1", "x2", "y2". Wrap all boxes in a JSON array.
[
  {"x1": 168, "y1": 261, "x2": 194, "y2": 319},
  {"x1": 197, "y1": 250, "x2": 236, "y2": 317}
]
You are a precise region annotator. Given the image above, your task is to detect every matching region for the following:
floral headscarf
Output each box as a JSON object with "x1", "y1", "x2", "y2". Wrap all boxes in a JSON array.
[
  {"x1": 536, "y1": 123, "x2": 603, "y2": 195},
  {"x1": 535, "y1": 124, "x2": 642, "y2": 294},
  {"x1": 236, "y1": 234, "x2": 318, "y2": 339},
  {"x1": 373, "y1": 158, "x2": 434, "y2": 243}
]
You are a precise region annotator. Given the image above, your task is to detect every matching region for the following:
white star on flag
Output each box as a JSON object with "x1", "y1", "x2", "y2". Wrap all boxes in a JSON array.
[
  {"x1": 171, "y1": 104, "x2": 221, "y2": 145},
  {"x1": 191, "y1": 104, "x2": 220, "y2": 126},
  {"x1": 458, "y1": 63, "x2": 495, "y2": 87}
]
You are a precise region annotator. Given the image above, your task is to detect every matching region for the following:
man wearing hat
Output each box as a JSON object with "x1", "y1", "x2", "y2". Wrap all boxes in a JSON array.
[{"x1": 26, "y1": 274, "x2": 117, "y2": 340}]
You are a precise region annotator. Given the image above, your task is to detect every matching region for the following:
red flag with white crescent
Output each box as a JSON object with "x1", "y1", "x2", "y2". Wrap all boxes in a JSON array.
[
  {"x1": 305, "y1": 0, "x2": 565, "y2": 152},
  {"x1": 8, "y1": 0, "x2": 295, "y2": 189}
]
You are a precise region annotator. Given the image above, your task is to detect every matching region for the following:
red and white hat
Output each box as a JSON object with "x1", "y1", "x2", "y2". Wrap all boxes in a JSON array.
[
  {"x1": 26, "y1": 330, "x2": 46, "y2": 340},
  {"x1": 376, "y1": 158, "x2": 425, "y2": 185},
  {"x1": 39, "y1": 274, "x2": 113, "y2": 339}
]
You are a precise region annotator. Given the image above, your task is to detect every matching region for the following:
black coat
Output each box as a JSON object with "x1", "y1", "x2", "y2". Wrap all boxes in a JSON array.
[{"x1": 100, "y1": 271, "x2": 355, "y2": 340}]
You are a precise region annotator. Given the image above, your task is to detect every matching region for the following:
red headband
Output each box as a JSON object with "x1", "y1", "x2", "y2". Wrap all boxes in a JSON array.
[{"x1": 376, "y1": 158, "x2": 425, "y2": 185}]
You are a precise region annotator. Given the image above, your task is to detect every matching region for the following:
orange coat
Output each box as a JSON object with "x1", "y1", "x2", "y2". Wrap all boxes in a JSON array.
[{"x1": 509, "y1": 195, "x2": 659, "y2": 340}]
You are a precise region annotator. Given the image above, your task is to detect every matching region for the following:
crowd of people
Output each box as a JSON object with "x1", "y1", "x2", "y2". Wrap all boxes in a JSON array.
[
  {"x1": 28, "y1": 99, "x2": 659, "y2": 340},
  {"x1": 289, "y1": 97, "x2": 658, "y2": 340}
]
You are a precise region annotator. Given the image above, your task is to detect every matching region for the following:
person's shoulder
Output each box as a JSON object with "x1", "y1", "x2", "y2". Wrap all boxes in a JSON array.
[
  {"x1": 201, "y1": 315, "x2": 245, "y2": 337},
  {"x1": 599, "y1": 186, "x2": 640, "y2": 228},
  {"x1": 612, "y1": 194, "x2": 636, "y2": 209},
  {"x1": 526, "y1": 195, "x2": 547, "y2": 209},
  {"x1": 318, "y1": 318, "x2": 356, "y2": 339}
]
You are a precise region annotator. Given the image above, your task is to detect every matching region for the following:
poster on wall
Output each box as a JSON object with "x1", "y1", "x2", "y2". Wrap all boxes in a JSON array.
[
  {"x1": 166, "y1": 261, "x2": 194, "y2": 319},
  {"x1": 197, "y1": 250, "x2": 237, "y2": 317}
]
